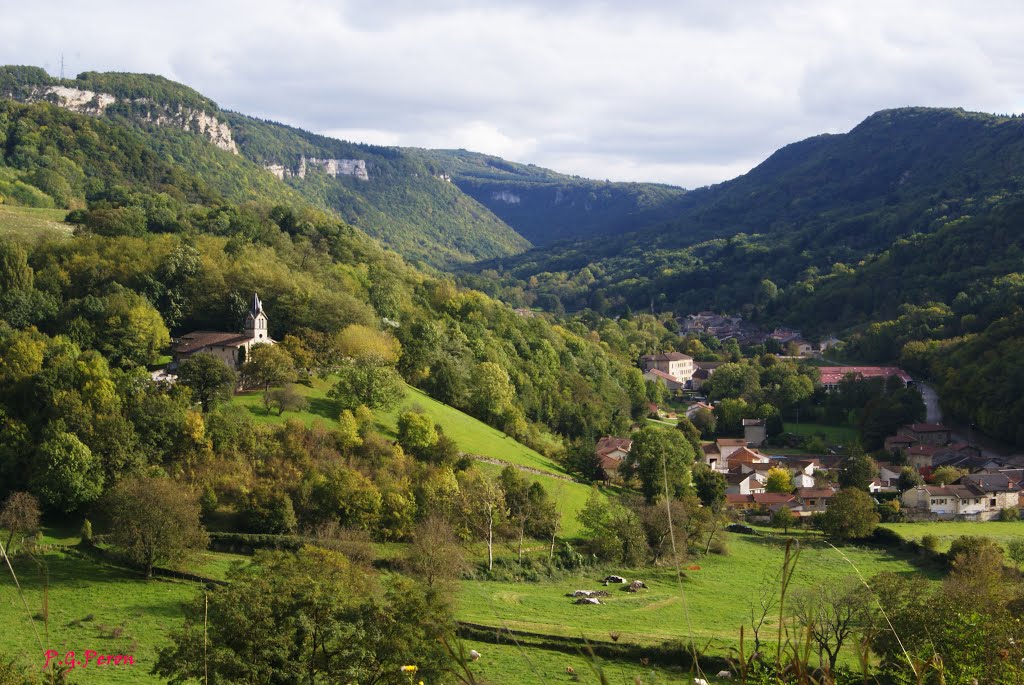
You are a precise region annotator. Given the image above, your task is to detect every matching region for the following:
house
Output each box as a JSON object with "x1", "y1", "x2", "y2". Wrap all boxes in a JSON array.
[
  {"x1": 684, "y1": 402, "x2": 714, "y2": 419},
  {"x1": 906, "y1": 444, "x2": 944, "y2": 471},
  {"x1": 901, "y1": 474, "x2": 1019, "y2": 520},
  {"x1": 883, "y1": 434, "x2": 916, "y2": 455},
  {"x1": 818, "y1": 367, "x2": 913, "y2": 392},
  {"x1": 717, "y1": 438, "x2": 751, "y2": 463},
  {"x1": 690, "y1": 361, "x2": 724, "y2": 390},
  {"x1": 595, "y1": 436, "x2": 633, "y2": 478},
  {"x1": 725, "y1": 492, "x2": 795, "y2": 512},
  {"x1": 789, "y1": 339, "x2": 814, "y2": 357},
  {"x1": 898, "y1": 423, "x2": 952, "y2": 446},
  {"x1": 796, "y1": 487, "x2": 837, "y2": 513},
  {"x1": 727, "y1": 446, "x2": 770, "y2": 469},
  {"x1": 877, "y1": 462, "x2": 903, "y2": 488},
  {"x1": 818, "y1": 336, "x2": 842, "y2": 352},
  {"x1": 726, "y1": 471, "x2": 765, "y2": 496},
  {"x1": 743, "y1": 418, "x2": 767, "y2": 448},
  {"x1": 171, "y1": 293, "x2": 274, "y2": 370},
  {"x1": 643, "y1": 368, "x2": 687, "y2": 392},
  {"x1": 640, "y1": 352, "x2": 694, "y2": 383}
]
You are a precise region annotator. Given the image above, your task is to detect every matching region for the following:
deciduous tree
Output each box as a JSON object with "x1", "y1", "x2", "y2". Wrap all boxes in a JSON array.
[{"x1": 100, "y1": 477, "x2": 208, "y2": 578}]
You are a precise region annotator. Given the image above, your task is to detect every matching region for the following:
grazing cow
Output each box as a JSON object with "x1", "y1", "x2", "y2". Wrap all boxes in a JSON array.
[
  {"x1": 469, "y1": 649, "x2": 481, "y2": 661},
  {"x1": 716, "y1": 671, "x2": 732, "y2": 679},
  {"x1": 694, "y1": 679, "x2": 709, "y2": 685},
  {"x1": 566, "y1": 666, "x2": 576, "y2": 675}
]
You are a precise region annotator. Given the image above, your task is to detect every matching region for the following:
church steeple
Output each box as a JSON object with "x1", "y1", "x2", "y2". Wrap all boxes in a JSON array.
[{"x1": 243, "y1": 292, "x2": 269, "y2": 340}]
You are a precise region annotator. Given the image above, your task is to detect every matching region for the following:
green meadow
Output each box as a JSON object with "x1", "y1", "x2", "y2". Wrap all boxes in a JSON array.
[
  {"x1": 457, "y1": 532, "x2": 936, "y2": 651},
  {"x1": 0, "y1": 204, "x2": 72, "y2": 242},
  {"x1": 881, "y1": 521, "x2": 1024, "y2": 553}
]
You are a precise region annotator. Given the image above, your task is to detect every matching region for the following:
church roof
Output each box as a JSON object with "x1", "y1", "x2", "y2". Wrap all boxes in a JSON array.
[
  {"x1": 171, "y1": 331, "x2": 252, "y2": 355},
  {"x1": 246, "y1": 292, "x2": 264, "y2": 321}
]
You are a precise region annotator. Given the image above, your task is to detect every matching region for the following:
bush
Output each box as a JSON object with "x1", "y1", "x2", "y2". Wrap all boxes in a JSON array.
[
  {"x1": 999, "y1": 506, "x2": 1020, "y2": 522},
  {"x1": 921, "y1": 534, "x2": 940, "y2": 552}
]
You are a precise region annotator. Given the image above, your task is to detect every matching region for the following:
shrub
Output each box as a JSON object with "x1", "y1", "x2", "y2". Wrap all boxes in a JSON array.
[{"x1": 998, "y1": 506, "x2": 1020, "y2": 522}]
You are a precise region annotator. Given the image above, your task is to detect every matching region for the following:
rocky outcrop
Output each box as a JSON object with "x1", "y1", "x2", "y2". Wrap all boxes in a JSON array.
[
  {"x1": 39, "y1": 86, "x2": 116, "y2": 115},
  {"x1": 491, "y1": 190, "x2": 521, "y2": 204},
  {"x1": 263, "y1": 156, "x2": 369, "y2": 181},
  {"x1": 20, "y1": 86, "x2": 238, "y2": 154},
  {"x1": 139, "y1": 104, "x2": 237, "y2": 154}
]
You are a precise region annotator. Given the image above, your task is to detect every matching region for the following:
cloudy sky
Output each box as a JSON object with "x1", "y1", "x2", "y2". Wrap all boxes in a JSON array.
[{"x1": 3, "y1": 0, "x2": 1023, "y2": 187}]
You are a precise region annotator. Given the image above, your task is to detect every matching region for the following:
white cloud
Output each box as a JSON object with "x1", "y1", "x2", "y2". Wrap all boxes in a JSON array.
[{"x1": 2, "y1": 0, "x2": 1023, "y2": 187}]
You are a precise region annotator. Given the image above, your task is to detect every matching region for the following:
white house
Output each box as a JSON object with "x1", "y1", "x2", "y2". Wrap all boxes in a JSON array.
[{"x1": 171, "y1": 293, "x2": 275, "y2": 369}]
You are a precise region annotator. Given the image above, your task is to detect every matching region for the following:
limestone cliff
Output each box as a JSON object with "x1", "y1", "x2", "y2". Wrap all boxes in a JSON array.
[
  {"x1": 264, "y1": 156, "x2": 369, "y2": 181},
  {"x1": 22, "y1": 85, "x2": 238, "y2": 154}
]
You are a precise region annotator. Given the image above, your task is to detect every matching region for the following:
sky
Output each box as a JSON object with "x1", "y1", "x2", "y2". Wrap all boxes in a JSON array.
[{"x1": 2, "y1": 0, "x2": 1024, "y2": 188}]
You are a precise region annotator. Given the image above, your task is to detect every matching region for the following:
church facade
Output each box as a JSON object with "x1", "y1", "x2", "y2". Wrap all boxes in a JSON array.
[{"x1": 170, "y1": 293, "x2": 274, "y2": 369}]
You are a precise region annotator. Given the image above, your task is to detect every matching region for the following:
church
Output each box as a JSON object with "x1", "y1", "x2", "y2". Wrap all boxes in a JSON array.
[{"x1": 170, "y1": 293, "x2": 274, "y2": 369}]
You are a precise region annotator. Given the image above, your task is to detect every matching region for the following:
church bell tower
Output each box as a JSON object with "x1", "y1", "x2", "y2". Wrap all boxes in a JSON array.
[{"x1": 243, "y1": 292, "x2": 269, "y2": 341}]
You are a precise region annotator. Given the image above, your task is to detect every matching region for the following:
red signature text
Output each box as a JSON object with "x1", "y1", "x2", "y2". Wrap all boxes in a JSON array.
[{"x1": 44, "y1": 649, "x2": 134, "y2": 670}]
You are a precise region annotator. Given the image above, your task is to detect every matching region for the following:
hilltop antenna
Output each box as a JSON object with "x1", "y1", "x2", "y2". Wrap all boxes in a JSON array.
[{"x1": 59, "y1": 52, "x2": 65, "y2": 79}]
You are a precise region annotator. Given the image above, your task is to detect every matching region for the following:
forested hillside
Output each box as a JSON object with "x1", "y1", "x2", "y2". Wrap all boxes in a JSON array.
[
  {"x1": 0, "y1": 87, "x2": 663, "y2": 529},
  {"x1": 462, "y1": 108, "x2": 1024, "y2": 446},
  {"x1": 471, "y1": 107, "x2": 1024, "y2": 316},
  {"x1": 0, "y1": 65, "x2": 531, "y2": 267},
  {"x1": 410, "y1": 148, "x2": 687, "y2": 245}
]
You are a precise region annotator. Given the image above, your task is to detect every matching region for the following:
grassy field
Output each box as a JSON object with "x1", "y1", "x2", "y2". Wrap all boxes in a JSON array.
[
  {"x1": 783, "y1": 422, "x2": 859, "y2": 445},
  {"x1": 0, "y1": 552, "x2": 203, "y2": 685},
  {"x1": 457, "y1": 637, "x2": 696, "y2": 685},
  {"x1": 456, "y1": 532, "x2": 937, "y2": 655},
  {"x1": 0, "y1": 205, "x2": 72, "y2": 242},
  {"x1": 881, "y1": 521, "x2": 1024, "y2": 553}
]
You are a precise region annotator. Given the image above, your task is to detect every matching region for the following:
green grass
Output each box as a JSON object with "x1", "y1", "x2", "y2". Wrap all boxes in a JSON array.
[
  {"x1": 0, "y1": 204, "x2": 72, "y2": 242},
  {"x1": 456, "y1": 532, "x2": 937, "y2": 655},
  {"x1": 456, "y1": 637, "x2": 696, "y2": 685},
  {"x1": 0, "y1": 551, "x2": 202, "y2": 684},
  {"x1": 783, "y1": 422, "x2": 859, "y2": 445},
  {"x1": 881, "y1": 521, "x2": 1024, "y2": 553}
]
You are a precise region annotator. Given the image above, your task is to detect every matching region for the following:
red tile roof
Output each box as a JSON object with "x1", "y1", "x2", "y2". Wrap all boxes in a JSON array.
[{"x1": 819, "y1": 366, "x2": 913, "y2": 386}]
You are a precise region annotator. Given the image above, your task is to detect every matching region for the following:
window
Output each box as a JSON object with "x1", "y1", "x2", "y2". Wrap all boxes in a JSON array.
[{"x1": 990, "y1": 498, "x2": 997, "y2": 507}]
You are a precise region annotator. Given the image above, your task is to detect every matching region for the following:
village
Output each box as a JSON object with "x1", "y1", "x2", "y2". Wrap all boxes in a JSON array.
[{"x1": 591, "y1": 325, "x2": 1024, "y2": 526}]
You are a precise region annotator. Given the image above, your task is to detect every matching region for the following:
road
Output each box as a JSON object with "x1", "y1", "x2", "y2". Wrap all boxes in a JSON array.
[{"x1": 917, "y1": 382, "x2": 942, "y2": 424}]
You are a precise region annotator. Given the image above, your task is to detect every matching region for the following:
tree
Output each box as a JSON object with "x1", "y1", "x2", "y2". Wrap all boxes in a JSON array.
[
  {"x1": 177, "y1": 353, "x2": 237, "y2": 412},
  {"x1": 838, "y1": 446, "x2": 877, "y2": 491},
  {"x1": 930, "y1": 465, "x2": 965, "y2": 486},
  {"x1": 1006, "y1": 538, "x2": 1024, "y2": 566},
  {"x1": 624, "y1": 426, "x2": 695, "y2": 502},
  {"x1": 469, "y1": 361, "x2": 516, "y2": 424},
  {"x1": 819, "y1": 488, "x2": 880, "y2": 540},
  {"x1": 32, "y1": 432, "x2": 104, "y2": 513},
  {"x1": 791, "y1": 578, "x2": 871, "y2": 672},
  {"x1": 771, "y1": 506, "x2": 796, "y2": 534},
  {"x1": 897, "y1": 466, "x2": 923, "y2": 491},
  {"x1": 397, "y1": 410, "x2": 439, "y2": 456},
  {"x1": 692, "y1": 463, "x2": 727, "y2": 510},
  {"x1": 263, "y1": 384, "x2": 308, "y2": 416},
  {"x1": 457, "y1": 468, "x2": 506, "y2": 571},
  {"x1": 690, "y1": 407, "x2": 717, "y2": 437},
  {"x1": 765, "y1": 467, "x2": 794, "y2": 494},
  {"x1": 0, "y1": 239, "x2": 33, "y2": 293},
  {"x1": 329, "y1": 360, "x2": 404, "y2": 411},
  {"x1": 100, "y1": 477, "x2": 208, "y2": 578},
  {"x1": 0, "y1": 491, "x2": 40, "y2": 552},
  {"x1": 675, "y1": 416, "x2": 702, "y2": 454},
  {"x1": 95, "y1": 288, "x2": 170, "y2": 368},
  {"x1": 241, "y1": 487, "x2": 298, "y2": 534},
  {"x1": 405, "y1": 516, "x2": 467, "y2": 588},
  {"x1": 154, "y1": 548, "x2": 454, "y2": 685},
  {"x1": 241, "y1": 343, "x2": 297, "y2": 391}
]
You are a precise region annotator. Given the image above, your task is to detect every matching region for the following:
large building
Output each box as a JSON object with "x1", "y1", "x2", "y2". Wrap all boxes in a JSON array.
[
  {"x1": 818, "y1": 366, "x2": 913, "y2": 391},
  {"x1": 171, "y1": 293, "x2": 275, "y2": 369},
  {"x1": 640, "y1": 352, "x2": 694, "y2": 384}
]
